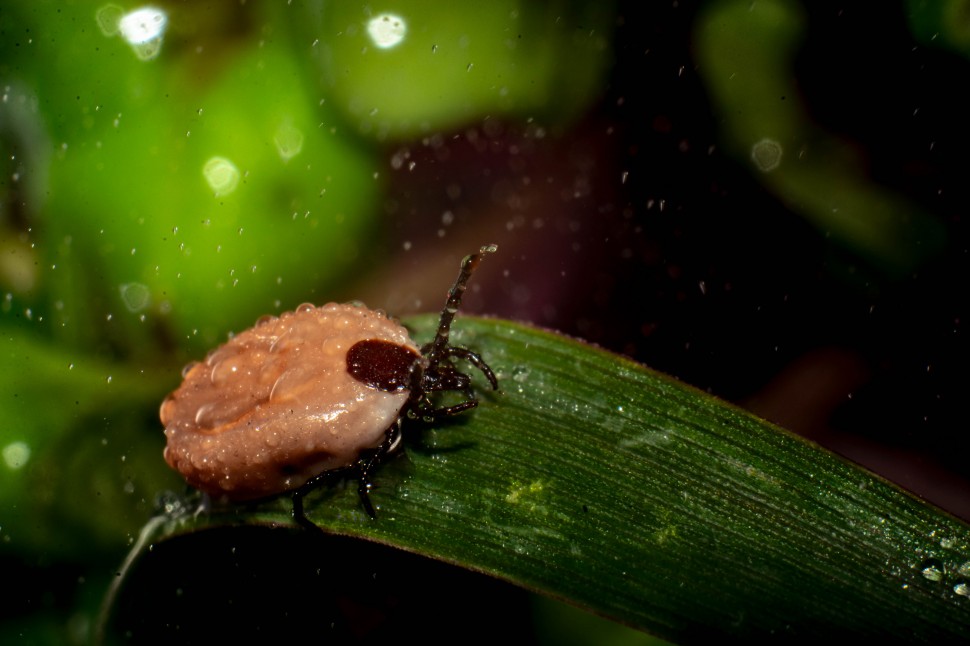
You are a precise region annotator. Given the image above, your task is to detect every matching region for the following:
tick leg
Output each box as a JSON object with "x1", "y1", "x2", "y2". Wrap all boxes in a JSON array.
[
  {"x1": 444, "y1": 346, "x2": 498, "y2": 389},
  {"x1": 356, "y1": 479, "x2": 377, "y2": 518},
  {"x1": 430, "y1": 399, "x2": 479, "y2": 419},
  {"x1": 290, "y1": 465, "x2": 353, "y2": 530},
  {"x1": 291, "y1": 489, "x2": 318, "y2": 532},
  {"x1": 355, "y1": 419, "x2": 403, "y2": 518},
  {"x1": 292, "y1": 481, "x2": 330, "y2": 531}
]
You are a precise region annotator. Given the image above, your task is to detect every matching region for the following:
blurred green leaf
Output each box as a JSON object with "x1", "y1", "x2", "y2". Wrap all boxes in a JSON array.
[
  {"x1": 907, "y1": 0, "x2": 970, "y2": 54},
  {"x1": 296, "y1": 0, "x2": 614, "y2": 140},
  {"x1": 694, "y1": 0, "x2": 946, "y2": 276},
  {"x1": 2, "y1": 2, "x2": 383, "y2": 355},
  {"x1": 146, "y1": 316, "x2": 970, "y2": 640},
  {"x1": 0, "y1": 327, "x2": 179, "y2": 557}
]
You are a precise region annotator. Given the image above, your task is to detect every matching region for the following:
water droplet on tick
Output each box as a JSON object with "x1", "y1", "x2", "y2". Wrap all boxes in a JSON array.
[
  {"x1": 194, "y1": 403, "x2": 215, "y2": 426},
  {"x1": 296, "y1": 303, "x2": 315, "y2": 314},
  {"x1": 210, "y1": 359, "x2": 241, "y2": 386},
  {"x1": 181, "y1": 361, "x2": 199, "y2": 378},
  {"x1": 921, "y1": 558, "x2": 945, "y2": 582}
]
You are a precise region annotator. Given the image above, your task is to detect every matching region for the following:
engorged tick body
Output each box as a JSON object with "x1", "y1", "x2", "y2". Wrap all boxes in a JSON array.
[{"x1": 160, "y1": 245, "x2": 498, "y2": 521}]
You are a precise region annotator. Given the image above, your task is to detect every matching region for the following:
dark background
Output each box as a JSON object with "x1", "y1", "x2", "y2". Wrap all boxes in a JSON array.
[{"x1": 367, "y1": 1, "x2": 970, "y2": 520}]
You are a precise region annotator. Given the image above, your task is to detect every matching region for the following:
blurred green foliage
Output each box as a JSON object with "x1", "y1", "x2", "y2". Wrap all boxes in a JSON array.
[
  {"x1": 294, "y1": 1, "x2": 613, "y2": 140},
  {"x1": 3, "y1": 0, "x2": 960, "y2": 642},
  {"x1": 26, "y1": 3, "x2": 382, "y2": 355},
  {"x1": 907, "y1": 0, "x2": 970, "y2": 53},
  {"x1": 694, "y1": 0, "x2": 946, "y2": 277},
  {"x1": 0, "y1": 1, "x2": 612, "y2": 642}
]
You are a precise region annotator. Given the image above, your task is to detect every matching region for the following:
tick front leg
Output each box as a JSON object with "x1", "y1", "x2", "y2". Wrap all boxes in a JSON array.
[{"x1": 444, "y1": 346, "x2": 498, "y2": 389}]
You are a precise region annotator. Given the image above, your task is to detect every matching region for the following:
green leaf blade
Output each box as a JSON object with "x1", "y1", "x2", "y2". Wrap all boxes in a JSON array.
[{"x1": 171, "y1": 316, "x2": 970, "y2": 640}]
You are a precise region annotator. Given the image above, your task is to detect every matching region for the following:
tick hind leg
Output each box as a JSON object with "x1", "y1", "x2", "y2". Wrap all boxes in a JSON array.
[
  {"x1": 290, "y1": 420, "x2": 403, "y2": 528},
  {"x1": 354, "y1": 419, "x2": 403, "y2": 517},
  {"x1": 291, "y1": 465, "x2": 353, "y2": 530}
]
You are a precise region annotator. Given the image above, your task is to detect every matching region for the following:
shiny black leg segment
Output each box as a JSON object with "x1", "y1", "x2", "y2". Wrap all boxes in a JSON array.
[
  {"x1": 291, "y1": 466, "x2": 352, "y2": 531},
  {"x1": 418, "y1": 344, "x2": 498, "y2": 391},
  {"x1": 354, "y1": 420, "x2": 403, "y2": 518},
  {"x1": 291, "y1": 420, "x2": 403, "y2": 527},
  {"x1": 444, "y1": 346, "x2": 498, "y2": 389},
  {"x1": 430, "y1": 398, "x2": 478, "y2": 419}
]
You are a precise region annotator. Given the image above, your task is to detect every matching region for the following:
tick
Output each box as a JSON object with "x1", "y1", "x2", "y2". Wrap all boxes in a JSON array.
[{"x1": 160, "y1": 245, "x2": 498, "y2": 523}]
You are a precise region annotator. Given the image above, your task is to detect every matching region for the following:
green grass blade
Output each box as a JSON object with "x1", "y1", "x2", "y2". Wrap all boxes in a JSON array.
[{"x1": 152, "y1": 316, "x2": 970, "y2": 640}]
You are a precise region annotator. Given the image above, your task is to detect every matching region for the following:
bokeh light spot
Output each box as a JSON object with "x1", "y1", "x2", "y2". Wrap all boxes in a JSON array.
[
  {"x1": 274, "y1": 124, "x2": 304, "y2": 162},
  {"x1": 119, "y1": 282, "x2": 151, "y2": 312},
  {"x1": 95, "y1": 4, "x2": 124, "y2": 37},
  {"x1": 3, "y1": 441, "x2": 30, "y2": 470},
  {"x1": 367, "y1": 13, "x2": 407, "y2": 49},
  {"x1": 751, "y1": 138, "x2": 783, "y2": 172},
  {"x1": 203, "y1": 156, "x2": 241, "y2": 196},
  {"x1": 118, "y1": 6, "x2": 167, "y2": 60}
]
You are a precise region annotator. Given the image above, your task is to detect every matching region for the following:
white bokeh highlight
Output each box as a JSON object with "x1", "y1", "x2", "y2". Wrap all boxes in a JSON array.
[
  {"x1": 751, "y1": 138, "x2": 783, "y2": 172},
  {"x1": 367, "y1": 13, "x2": 407, "y2": 49},
  {"x1": 203, "y1": 157, "x2": 241, "y2": 196},
  {"x1": 110, "y1": 6, "x2": 168, "y2": 61}
]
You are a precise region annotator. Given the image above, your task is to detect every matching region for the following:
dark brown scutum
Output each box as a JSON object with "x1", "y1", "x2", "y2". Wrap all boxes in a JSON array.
[{"x1": 346, "y1": 339, "x2": 420, "y2": 392}]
